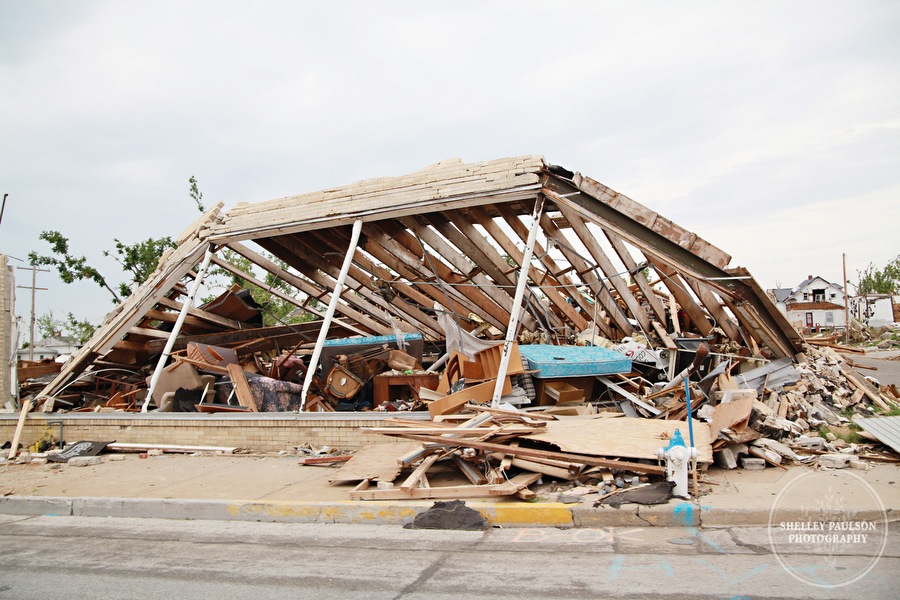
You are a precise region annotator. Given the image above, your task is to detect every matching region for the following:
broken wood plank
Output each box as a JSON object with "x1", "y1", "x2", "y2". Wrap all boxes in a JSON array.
[
  {"x1": 597, "y1": 376, "x2": 662, "y2": 416},
  {"x1": 329, "y1": 441, "x2": 422, "y2": 483},
  {"x1": 106, "y1": 442, "x2": 237, "y2": 454},
  {"x1": 350, "y1": 472, "x2": 540, "y2": 500},
  {"x1": 226, "y1": 363, "x2": 258, "y2": 412},
  {"x1": 8, "y1": 398, "x2": 34, "y2": 459},
  {"x1": 380, "y1": 432, "x2": 666, "y2": 475},
  {"x1": 401, "y1": 453, "x2": 441, "y2": 493},
  {"x1": 298, "y1": 455, "x2": 354, "y2": 465}
]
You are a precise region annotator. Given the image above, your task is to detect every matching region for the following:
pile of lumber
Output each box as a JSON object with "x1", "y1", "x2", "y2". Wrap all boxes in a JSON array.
[{"x1": 331, "y1": 405, "x2": 712, "y2": 501}]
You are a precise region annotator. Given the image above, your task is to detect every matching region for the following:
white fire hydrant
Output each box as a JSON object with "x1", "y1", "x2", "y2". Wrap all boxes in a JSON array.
[{"x1": 657, "y1": 428, "x2": 697, "y2": 499}]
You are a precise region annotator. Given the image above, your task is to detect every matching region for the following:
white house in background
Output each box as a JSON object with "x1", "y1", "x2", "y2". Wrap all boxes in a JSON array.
[
  {"x1": 768, "y1": 275, "x2": 846, "y2": 332},
  {"x1": 15, "y1": 334, "x2": 82, "y2": 362},
  {"x1": 853, "y1": 293, "x2": 897, "y2": 327}
]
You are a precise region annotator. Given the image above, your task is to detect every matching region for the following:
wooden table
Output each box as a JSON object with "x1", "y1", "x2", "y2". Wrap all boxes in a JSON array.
[{"x1": 373, "y1": 373, "x2": 440, "y2": 407}]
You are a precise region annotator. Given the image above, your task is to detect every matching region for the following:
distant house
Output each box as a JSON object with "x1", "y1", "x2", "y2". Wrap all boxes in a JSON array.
[
  {"x1": 853, "y1": 293, "x2": 897, "y2": 328},
  {"x1": 769, "y1": 275, "x2": 846, "y2": 332},
  {"x1": 16, "y1": 335, "x2": 82, "y2": 362}
]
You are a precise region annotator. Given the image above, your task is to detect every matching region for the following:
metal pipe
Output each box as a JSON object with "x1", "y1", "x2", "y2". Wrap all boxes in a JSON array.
[
  {"x1": 492, "y1": 197, "x2": 544, "y2": 405},
  {"x1": 300, "y1": 219, "x2": 363, "y2": 410},
  {"x1": 142, "y1": 245, "x2": 215, "y2": 412}
]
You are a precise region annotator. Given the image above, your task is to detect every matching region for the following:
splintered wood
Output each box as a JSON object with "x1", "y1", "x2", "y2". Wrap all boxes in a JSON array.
[{"x1": 342, "y1": 407, "x2": 699, "y2": 501}]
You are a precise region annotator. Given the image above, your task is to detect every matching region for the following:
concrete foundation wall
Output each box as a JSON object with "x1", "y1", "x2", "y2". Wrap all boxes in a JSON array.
[
  {"x1": 0, "y1": 412, "x2": 429, "y2": 453},
  {"x1": 0, "y1": 255, "x2": 14, "y2": 408}
]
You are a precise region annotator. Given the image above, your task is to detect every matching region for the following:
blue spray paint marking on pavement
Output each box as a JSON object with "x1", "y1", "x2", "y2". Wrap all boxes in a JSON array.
[{"x1": 673, "y1": 500, "x2": 710, "y2": 526}]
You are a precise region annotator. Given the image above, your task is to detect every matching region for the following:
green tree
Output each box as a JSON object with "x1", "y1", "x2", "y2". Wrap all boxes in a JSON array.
[
  {"x1": 104, "y1": 236, "x2": 175, "y2": 299},
  {"x1": 33, "y1": 311, "x2": 96, "y2": 344},
  {"x1": 189, "y1": 175, "x2": 205, "y2": 213},
  {"x1": 206, "y1": 248, "x2": 316, "y2": 326},
  {"x1": 65, "y1": 312, "x2": 97, "y2": 344},
  {"x1": 857, "y1": 255, "x2": 900, "y2": 294},
  {"x1": 35, "y1": 311, "x2": 65, "y2": 340}
]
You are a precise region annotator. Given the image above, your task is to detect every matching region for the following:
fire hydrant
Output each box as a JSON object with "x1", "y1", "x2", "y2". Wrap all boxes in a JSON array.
[{"x1": 657, "y1": 429, "x2": 697, "y2": 499}]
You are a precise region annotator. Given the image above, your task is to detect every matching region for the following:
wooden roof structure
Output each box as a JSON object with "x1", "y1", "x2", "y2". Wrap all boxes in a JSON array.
[{"x1": 39, "y1": 155, "x2": 802, "y2": 403}]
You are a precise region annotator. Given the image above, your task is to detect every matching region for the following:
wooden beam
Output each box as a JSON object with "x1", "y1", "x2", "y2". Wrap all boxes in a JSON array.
[
  {"x1": 467, "y1": 205, "x2": 585, "y2": 332},
  {"x1": 255, "y1": 236, "x2": 397, "y2": 336},
  {"x1": 400, "y1": 215, "x2": 519, "y2": 323},
  {"x1": 226, "y1": 363, "x2": 258, "y2": 412},
  {"x1": 553, "y1": 199, "x2": 652, "y2": 333},
  {"x1": 496, "y1": 203, "x2": 599, "y2": 323},
  {"x1": 683, "y1": 276, "x2": 743, "y2": 342},
  {"x1": 307, "y1": 230, "x2": 444, "y2": 339},
  {"x1": 361, "y1": 222, "x2": 478, "y2": 323},
  {"x1": 381, "y1": 432, "x2": 666, "y2": 475},
  {"x1": 603, "y1": 230, "x2": 668, "y2": 323},
  {"x1": 155, "y1": 296, "x2": 245, "y2": 330},
  {"x1": 216, "y1": 246, "x2": 380, "y2": 336},
  {"x1": 388, "y1": 226, "x2": 512, "y2": 333},
  {"x1": 144, "y1": 308, "x2": 223, "y2": 333},
  {"x1": 538, "y1": 210, "x2": 633, "y2": 335},
  {"x1": 650, "y1": 261, "x2": 714, "y2": 336}
]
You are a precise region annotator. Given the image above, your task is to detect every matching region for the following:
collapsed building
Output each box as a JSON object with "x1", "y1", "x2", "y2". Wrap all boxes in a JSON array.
[{"x1": 5, "y1": 156, "x2": 897, "y2": 500}]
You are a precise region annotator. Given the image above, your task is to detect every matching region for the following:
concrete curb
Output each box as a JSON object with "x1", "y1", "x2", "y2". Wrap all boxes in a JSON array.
[
  {"x1": 0, "y1": 495, "x2": 792, "y2": 528},
  {"x1": 3, "y1": 495, "x2": 894, "y2": 528}
]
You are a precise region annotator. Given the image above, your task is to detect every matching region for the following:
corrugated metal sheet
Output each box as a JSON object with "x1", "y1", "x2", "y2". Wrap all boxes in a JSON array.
[{"x1": 855, "y1": 416, "x2": 900, "y2": 454}]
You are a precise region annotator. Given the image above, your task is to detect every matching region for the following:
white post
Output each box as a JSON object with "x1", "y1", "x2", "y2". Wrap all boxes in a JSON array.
[
  {"x1": 492, "y1": 197, "x2": 544, "y2": 406},
  {"x1": 142, "y1": 245, "x2": 215, "y2": 412},
  {"x1": 300, "y1": 219, "x2": 364, "y2": 409}
]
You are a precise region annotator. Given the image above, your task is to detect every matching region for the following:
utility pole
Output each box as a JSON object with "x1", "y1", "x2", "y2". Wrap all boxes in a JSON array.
[
  {"x1": 843, "y1": 253, "x2": 850, "y2": 345},
  {"x1": 16, "y1": 266, "x2": 49, "y2": 361}
]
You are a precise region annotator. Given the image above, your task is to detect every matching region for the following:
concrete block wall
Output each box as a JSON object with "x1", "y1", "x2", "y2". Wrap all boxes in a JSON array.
[
  {"x1": 0, "y1": 256, "x2": 14, "y2": 409},
  {"x1": 0, "y1": 413, "x2": 427, "y2": 453}
]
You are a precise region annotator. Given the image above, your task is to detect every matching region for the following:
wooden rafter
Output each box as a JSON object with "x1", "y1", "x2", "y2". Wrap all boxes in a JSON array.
[
  {"x1": 650, "y1": 261, "x2": 714, "y2": 336},
  {"x1": 538, "y1": 210, "x2": 633, "y2": 335},
  {"x1": 224, "y1": 242, "x2": 376, "y2": 335},
  {"x1": 361, "y1": 222, "x2": 500, "y2": 334},
  {"x1": 258, "y1": 236, "x2": 399, "y2": 336},
  {"x1": 601, "y1": 229, "x2": 668, "y2": 324},
  {"x1": 307, "y1": 230, "x2": 444, "y2": 340},
  {"x1": 466, "y1": 205, "x2": 586, "y2": 332},
  {"x1": 553, "y1": 200, "x2": 652, "y2": 334}
]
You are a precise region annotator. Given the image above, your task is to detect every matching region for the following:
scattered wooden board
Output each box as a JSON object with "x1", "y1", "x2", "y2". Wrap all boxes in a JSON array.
[
  {"x1": 328, "y1": 441, "x2": 422, "y2": 483},
  {"x1": 522, "y1": 416, "x2": 713, "y2": 463},
  {"x1": 226, "y1": 363, "x2": 259, "y2": 412}
]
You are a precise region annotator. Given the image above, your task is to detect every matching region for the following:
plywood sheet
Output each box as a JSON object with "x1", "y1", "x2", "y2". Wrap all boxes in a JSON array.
[
  {"x1": 709, "y1": 394, "x2": 754, "y2": 440},
  {"x1": 328, "y1": 441, "x2": 423, "y2": 483},
  {"x1": 522, "y1": 417, "x2": 712, "y2": 463}
]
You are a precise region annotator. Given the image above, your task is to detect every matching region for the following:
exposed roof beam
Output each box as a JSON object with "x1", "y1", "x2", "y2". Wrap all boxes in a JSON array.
[
  {"x1": 255, "y1": 237, "x2": 396, "y2": 336},
  {"x1": 649, "y1": 261, "x2": 715, "y2": 336},
  {"x1": 601, "y1": 229, "x2": 669, "y2": 324},
  {"x1": 466, "y1": 205, "x2": 586, "y2": 332},
  {"x1": 538, "y1": 209, "x2": 633, "y2": 336},
  {"x1": 364, "y1": 222, "x2": 500, "y2": 324},
  {"x1": 553, "y1": 199, "x2": 652, "y2": 334}
]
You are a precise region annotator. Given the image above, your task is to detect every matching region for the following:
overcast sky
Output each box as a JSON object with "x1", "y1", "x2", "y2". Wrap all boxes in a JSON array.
[{"x1": 1, "y1": 0, "x2": 898, "y2": 331}]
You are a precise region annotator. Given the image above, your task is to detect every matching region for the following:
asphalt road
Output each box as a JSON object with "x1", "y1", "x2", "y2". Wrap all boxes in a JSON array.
[
  {"x1": 844, "y1": 354, "x2": 900, "y2": 388},
  {"x1": 1, "y1": 516, "x2": 896, "y2": 599}
]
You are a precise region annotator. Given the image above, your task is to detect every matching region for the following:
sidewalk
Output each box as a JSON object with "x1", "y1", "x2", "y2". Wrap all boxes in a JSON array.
[{"x1": 1, "y1": 452, "x2": 896, "y2": 528}]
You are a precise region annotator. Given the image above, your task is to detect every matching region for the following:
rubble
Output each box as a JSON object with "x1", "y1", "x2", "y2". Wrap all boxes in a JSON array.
[{"x1": 3, "y1": 156, "x2": 898, "y2": 505}]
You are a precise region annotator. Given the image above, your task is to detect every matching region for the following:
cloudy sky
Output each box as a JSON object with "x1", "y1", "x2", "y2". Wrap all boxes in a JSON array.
[{"x1": 1, "y1": 0, "x2": 898, "y2": 330}]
